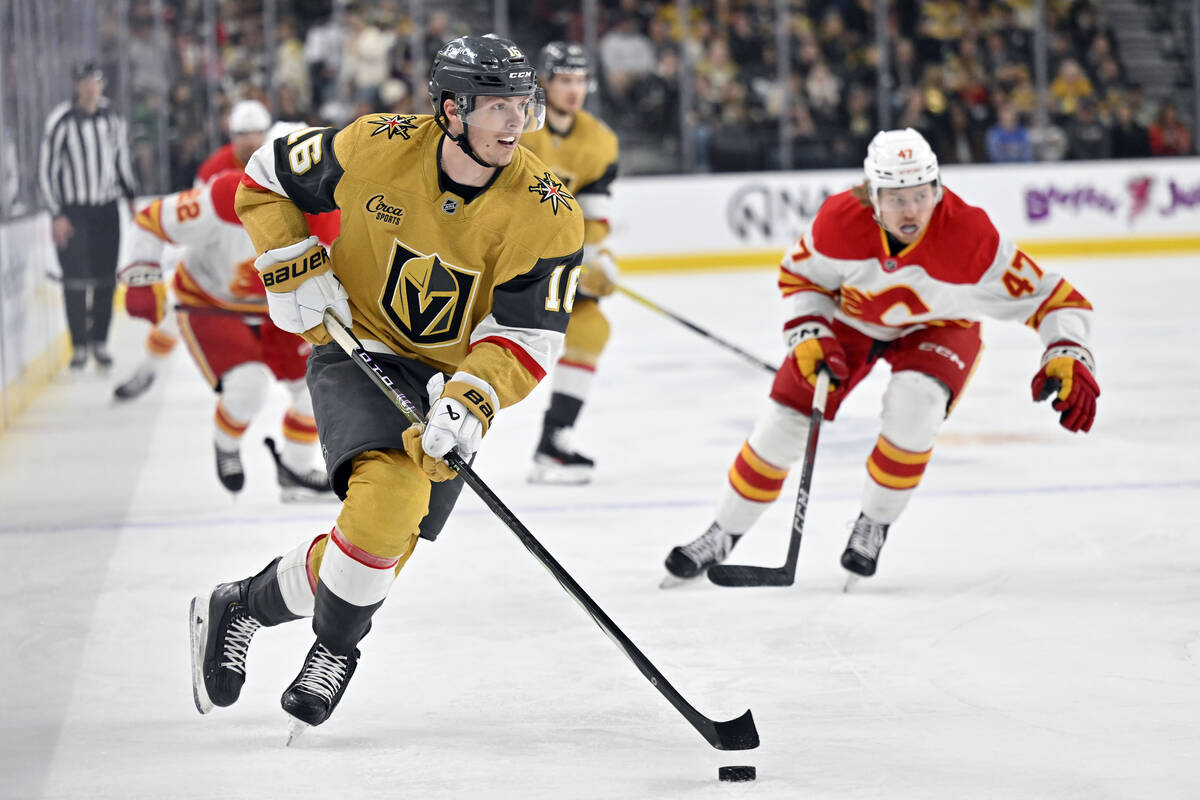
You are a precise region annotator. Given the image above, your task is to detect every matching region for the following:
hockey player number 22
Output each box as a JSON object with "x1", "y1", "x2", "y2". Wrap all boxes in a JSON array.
[{"x1": 545, "y1": 264, "x2": 583, "y2": 313}]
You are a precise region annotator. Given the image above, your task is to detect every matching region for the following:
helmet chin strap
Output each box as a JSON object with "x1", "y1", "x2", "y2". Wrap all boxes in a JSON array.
[{"x1": 434, "y1": 111, "x2": 498, "y2": 170}]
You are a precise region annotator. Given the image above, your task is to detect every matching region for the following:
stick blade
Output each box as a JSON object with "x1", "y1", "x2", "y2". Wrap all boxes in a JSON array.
[
  {"x1": 706, "y1": 708, "x2": 760, "y2": 750},
  {"x1": 707, "y1": 564, "x2": 795, "y2": 587}
]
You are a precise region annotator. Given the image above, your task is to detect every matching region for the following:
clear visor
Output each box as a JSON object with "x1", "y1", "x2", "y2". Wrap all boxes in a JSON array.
[{"x1": 458, "y1": 88, "x2": 547, "y2": 134}]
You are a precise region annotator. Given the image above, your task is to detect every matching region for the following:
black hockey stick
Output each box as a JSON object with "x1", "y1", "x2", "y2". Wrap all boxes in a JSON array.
[
  {"x1": 708, "y1": 369, "x2": 831, "y2": 587},
  {"x1": 322, "y1": 309, "x2": 758, "y2": 751},
  {"x1": 615, "y1": 284, "x2": 777, "y2": 374}
]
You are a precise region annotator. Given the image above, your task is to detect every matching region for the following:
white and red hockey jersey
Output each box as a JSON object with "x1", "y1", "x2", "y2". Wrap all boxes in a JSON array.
[
  {"x1": 778, "y1": 188, "x2": 1093, "y2": 350},
  {"x1": 126, "y1": 169, "x2": 340, "y2": 312}
]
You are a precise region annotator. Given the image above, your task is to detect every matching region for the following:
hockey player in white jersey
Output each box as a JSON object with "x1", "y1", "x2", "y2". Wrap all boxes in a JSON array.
[
  {"x1": 118, "y1": 167, "x2": 338, "y2": 501},
  {"x1": 664, "y1": 128, "x2": 1099, "y2": 583}
]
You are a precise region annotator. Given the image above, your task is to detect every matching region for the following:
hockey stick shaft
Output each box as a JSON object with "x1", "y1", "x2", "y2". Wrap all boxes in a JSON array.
[
  {"x1": 615, "y1": 284, "x2": 777, "y2": 374},
  {"x1": 172, "y1": 304, "x2": 268, "y2": 318},
  {"x1": 780, "y1": 370, "x2": 830, "y2": 574},
  {"x1": 321, "y1": 309, "x2": 758, "y2": 751},
  {"x1": 707, "y1": 369, "x2": 830, "y2": 587}
]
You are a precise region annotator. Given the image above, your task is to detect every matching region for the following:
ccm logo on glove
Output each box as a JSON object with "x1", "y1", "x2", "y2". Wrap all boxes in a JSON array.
[{"x1": 261, "y1": 246, "x2": 329, "y2": 291}]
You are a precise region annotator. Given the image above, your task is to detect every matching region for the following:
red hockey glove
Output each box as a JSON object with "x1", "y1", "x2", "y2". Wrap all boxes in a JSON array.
[
  {"x1": 1031, "y1": 341, "x2": 1099, "y2": 433},
  {"x1": 118, "y1": 260, "x2": 167, "y2": 324},
  {"x1": 784, "y1": 317, "x2": 849, "y2": 390}
]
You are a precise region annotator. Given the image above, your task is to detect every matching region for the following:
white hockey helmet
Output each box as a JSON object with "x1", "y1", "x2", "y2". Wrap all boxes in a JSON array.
[
  {"x1": 265, "y1": 120, "x2": 308, "y2": 142},
  {"x1": 229, "y1": 99, "x2": 272, "y2": 134},
  {"x1": 863, "y1": 128, "x2": 942, "y2": 210}
]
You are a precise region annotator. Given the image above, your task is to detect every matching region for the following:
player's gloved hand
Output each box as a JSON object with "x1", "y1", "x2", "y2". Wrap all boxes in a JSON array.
[
  {"x1": 254, "y1": 235, "x2": 350, "y2": 345},
  {"x1": 401, "y1": 425, "x2": 458, "y2": 482},
  {"x1": 578, "y1": 248, "x2": 619, "y2": 297},
  {"x1": 1031, "y1": 341, "x2": 1099, "y2": 433},
  {"x1": 118, "y1": 260, "x2": 167, "y2": 324},
  {"x1": 401, "y1": 373, "x2": 498, "y2": 481},
  {"x1": 784, "y1": 316, "x2": 849, "y2": 390}
]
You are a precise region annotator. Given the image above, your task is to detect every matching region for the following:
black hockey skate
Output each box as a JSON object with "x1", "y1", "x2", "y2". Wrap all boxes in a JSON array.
[
  {"x1": 841, "y1": 513, "x2": 890, "y2": 579},
  {"x1": 214, "y1": 444, "x2": 245, "y2": 493},
  {"x1": 528, "y1": 425, "x2": 595, "y2": 485},
  {"x1": 281, "y1": 639, "x2": 360, "y2": 739},
  {"x1": 113, "y1": 364, "x2": 155, "y2": 401},
  {"x1": 662, "y1": 523, "x2": 742, "y2": 585},
  {"x1": 189, "y1": 578, "x2": 262, "y2": 714},
  {"x1": 90, "y1": 342, "x2": 114, "y2": 370},
  {"x1": 264, "y1": 437, "x2": 334, "y2": 503},
  {"x1": 68, "y1": 349, "x2": 88, "y2": 371}
]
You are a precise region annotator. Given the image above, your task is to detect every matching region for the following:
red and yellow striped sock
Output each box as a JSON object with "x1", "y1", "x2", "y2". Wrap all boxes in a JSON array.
[
  {"x1": 865, "y1": 436, "x2": 931, "y2": 490},
  {"x1": 282, "y1": 409, "x2": 319, "y2": 445},
  {"x1": 727, "y1": 442, "x2": 789, "y2": 503}
]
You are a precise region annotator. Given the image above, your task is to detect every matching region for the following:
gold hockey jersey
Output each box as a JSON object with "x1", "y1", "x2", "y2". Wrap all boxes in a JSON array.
[
  {"x1": 520, "y1": 109, "x2": 618, "y2": 245},
  {"x1": 237, "y1": 114, "x2": 585, "y2": 407}
]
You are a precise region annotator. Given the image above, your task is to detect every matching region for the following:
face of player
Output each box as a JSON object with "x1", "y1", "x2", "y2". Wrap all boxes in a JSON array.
[
  {"x1": 877, "y1": 184, "x2": 938, "y2": 243},
  {"x1": 545, "y1": 71, "x2": 588, "y2": 114},
  {"x1": 232, "y1": 131, "x2": 267, "y2": 163},
  {"x1": 461, "y1": 95, "x2": 532, "y2": 166}
]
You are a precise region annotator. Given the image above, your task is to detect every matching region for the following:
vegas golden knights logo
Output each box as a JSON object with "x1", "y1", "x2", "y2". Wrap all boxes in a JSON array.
[{"x1": 380, "y1": 241, "x2": 480, "y2": 346}]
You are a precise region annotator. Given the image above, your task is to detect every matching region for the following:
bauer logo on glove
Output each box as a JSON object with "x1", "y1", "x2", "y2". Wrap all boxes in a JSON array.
[{"x1": 261, "y1": 246, "x2": 330, "y2": 290}]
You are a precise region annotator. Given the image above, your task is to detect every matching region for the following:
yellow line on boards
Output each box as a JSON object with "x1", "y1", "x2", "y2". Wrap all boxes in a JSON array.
[
  {"x1": 1, "y1": 332, "x2": 71, "y2": 435},
  {"x1": 621, "y1": 235, "x2": 1200, "y2": 273}
]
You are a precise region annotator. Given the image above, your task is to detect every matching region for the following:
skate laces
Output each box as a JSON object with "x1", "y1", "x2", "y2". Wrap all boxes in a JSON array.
[
  {"x1": 220, "y1": 611, "x2": 261, "y2": 675},
  {"x1": 216, "y1": 449, "x2": 242, "y2": 477},
  {"x1": 680, "y1": 524, "x2": 733, "y2": 563},
  {"x1": 847, "y1": 516, "x2": 887, "y2": 558},
  {"x1": 550, "y1": 426, "x2": 576, "y2": 455},
  {"x1": 294, "y1": 644, "x2": 351, "y2": 702}
]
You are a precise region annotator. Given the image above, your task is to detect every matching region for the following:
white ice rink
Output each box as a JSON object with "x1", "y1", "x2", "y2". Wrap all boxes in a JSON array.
[{"x1": 2, "y1": 256, "x2": 1198, "y2": 799}]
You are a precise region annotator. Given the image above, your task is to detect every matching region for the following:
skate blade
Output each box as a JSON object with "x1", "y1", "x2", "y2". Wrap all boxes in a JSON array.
[
  {"x1": 280, "y1": 487, "x2": 337, "y2": 504},
  {"x1": 285, "y1": 716, "x2": 311, "y2": 746},
  {"x1": 188, "y1": 595, "x2": 214, "y2": 715},
  {"x1": 659, "y1": 572, "x2": 705, "y2": 590},
  {"x1": 843, "y1": 574, "x2": 861, "y2": 593},
  {"x1": 527, "y1": 460, "x2": 592, "y2": 486}
]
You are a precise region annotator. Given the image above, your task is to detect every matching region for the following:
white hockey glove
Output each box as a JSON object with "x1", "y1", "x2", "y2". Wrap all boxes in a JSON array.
[
  {"x1": 254, "y1": 235, "x2": 349, "y2": 345},
  {"x1": 400, "y1": 372, "x2": 498, "y2": 482},
  {"x1": 579, "y1": 246, "x2": 619, "y2": 298}
]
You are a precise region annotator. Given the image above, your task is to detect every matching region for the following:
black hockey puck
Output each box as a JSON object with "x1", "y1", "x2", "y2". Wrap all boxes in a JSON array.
[{"x1": 718, "y1": 765, "x2": 756, "y2": 782}]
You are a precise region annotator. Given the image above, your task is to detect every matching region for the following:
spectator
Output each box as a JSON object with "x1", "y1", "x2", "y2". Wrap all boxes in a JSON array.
[
  {"x1": 1066, "y1": 98, "x2": 1112, "y2": 160},
  {"x1": 1110, "y1": 101, "x2": 1150, "y2": 158},
  {"x1": 1050, "y1": 59, "x2": 1095, "y2": 115},
  {"x1": 1148, "y1": 101, "x2": 1193, "y2": 156},
  {"x1": 987, "y1": 104, "x2": 1034, "y2": 162},
  {"x1": 37, "y1": 62, "x2": 137, "y2": 371}
]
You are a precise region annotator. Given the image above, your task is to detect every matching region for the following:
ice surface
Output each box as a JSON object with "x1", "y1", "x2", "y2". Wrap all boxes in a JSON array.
[{"x1": 1, "y1": 256, "x2": 1197, "y2": 799}]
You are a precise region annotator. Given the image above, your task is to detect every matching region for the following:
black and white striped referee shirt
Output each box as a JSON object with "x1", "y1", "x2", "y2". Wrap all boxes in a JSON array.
[{"x1": 37, "y1": 99, "x2": 137, "y2": 215}]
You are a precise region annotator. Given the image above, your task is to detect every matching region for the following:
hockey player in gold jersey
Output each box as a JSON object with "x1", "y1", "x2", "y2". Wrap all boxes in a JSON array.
[
  {"x1": 188, "y1": 36, "x2": 584, "y2": 733},
  {"x1": 521, "y1": 42, "x2": 620, "y2": 484}
]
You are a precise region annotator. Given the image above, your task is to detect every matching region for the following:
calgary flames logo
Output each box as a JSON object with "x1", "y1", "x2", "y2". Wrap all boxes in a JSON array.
[
  {"x1": 528, "y1": 171, "x2": 574, "y2": 214},
  {"x1": 380, "y1": 241, "x2": 479, "y2": 346},
  {"x1": 840, "y1": 285, "x2": 930, "y2": 325},
  {"x1": 369, "y1": 114, "x2": 418, "y2": 140}
]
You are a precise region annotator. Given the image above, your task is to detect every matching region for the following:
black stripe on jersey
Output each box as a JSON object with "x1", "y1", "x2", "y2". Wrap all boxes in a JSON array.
[
  {"x1": 273, "y1": 127, "x2": 344, "y2": 214},
  {"x1": 491, "y1": 249, "x2": 585, "y2": 334},
  {"x1": 575, "y1": 160, "x2": 618, "y2": 196}
]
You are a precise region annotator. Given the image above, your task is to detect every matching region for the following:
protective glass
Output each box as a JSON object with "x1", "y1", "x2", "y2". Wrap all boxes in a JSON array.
[{"x1": 459, "y1": 88, "x2": 547, "y2": 134}]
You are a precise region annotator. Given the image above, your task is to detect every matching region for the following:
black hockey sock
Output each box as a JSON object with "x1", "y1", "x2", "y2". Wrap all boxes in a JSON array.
[
  {"x1": 312, "y1": 580, "x2": 378, "y2": 654},
  {"x1": 544, "y1": 392, "x2": 584, "y2": 431},
  {"x1": 246, "y1": 557, "x2": 304, "y2": 627}
]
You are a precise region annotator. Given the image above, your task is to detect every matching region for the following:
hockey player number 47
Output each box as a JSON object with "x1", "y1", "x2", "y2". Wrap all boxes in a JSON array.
[
  {"x1": 545, "y1": 264, "x2": 583, "y2": 313},
  {"x1": 1002, "y1": 250, "x2": 1044, "y2": 298}
]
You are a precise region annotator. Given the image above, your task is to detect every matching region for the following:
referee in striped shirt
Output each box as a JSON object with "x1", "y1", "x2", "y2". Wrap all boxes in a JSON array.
[{"x1": 38, "y1": 61, "x2": 138, "y2": 370}]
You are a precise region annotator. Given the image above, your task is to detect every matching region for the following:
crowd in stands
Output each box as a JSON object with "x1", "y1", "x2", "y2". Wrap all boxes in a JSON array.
[{"x1": 104, "y1": 0, "x2": 1194, "y2": 192}]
